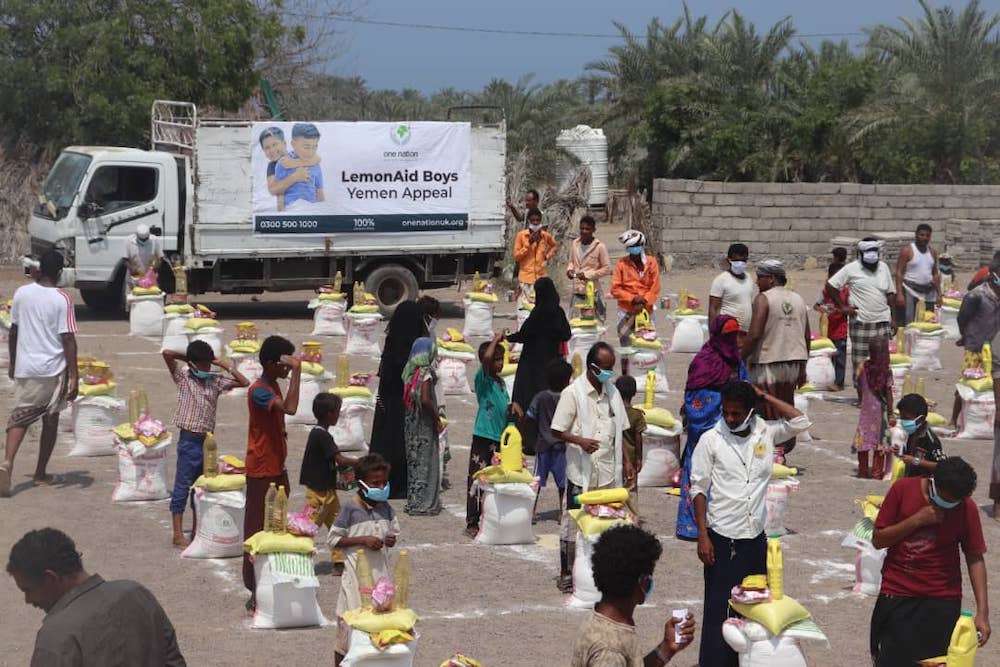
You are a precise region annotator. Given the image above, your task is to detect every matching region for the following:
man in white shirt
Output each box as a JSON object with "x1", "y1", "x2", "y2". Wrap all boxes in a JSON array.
[
  {"x1": 691, "y1": 381, "x2": 810, "y2": 667},
  {"x1": 1, "y1": 251, "x2": 79, "y2": 497},
  {"x1": 123, "y1": 224, "x2": 163, "y2": 289},
  {"x1": 825, "y1": 237, "x2": 897, "y2": 382},
  {"x1": 551, "y1": 342, "x2": 631, "y2": 593},
  {"x1": 708, "y1": 243, "x2": 755, "y2": 333}
]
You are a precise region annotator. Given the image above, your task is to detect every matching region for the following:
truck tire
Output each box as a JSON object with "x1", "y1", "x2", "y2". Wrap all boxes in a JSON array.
[
  {"x1": 79, "y1": 271, "x2": 126, "y2": 316},
  {"x1": 365, "y1": 264, "x2": 419, "y2": 316}
]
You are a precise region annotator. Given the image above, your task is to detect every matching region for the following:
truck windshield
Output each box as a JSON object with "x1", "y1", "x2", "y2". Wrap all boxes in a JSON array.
[{"x1": 35, "y1": 152, "x2": 92, "y2": 220}]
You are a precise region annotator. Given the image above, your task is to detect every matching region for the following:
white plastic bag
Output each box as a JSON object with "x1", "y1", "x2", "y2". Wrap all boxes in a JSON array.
[
  {"x1": 343, "y1": 628, "x2": 418, "y2": 667},
  {"x1": 475, "y1": 482, "x2": 536, "y2": 545},
  {"x1": 345, "y1": 314, "x2": 383, "y2": 356},
  {"x1": 627, "y1": 348, "x2": 670, "y2": 394},
  {"x1": 939, "y1": 306, "x2": 960, "y2": 341},
  {"x1": 793, "y1": 393, "x2": 814, "y2": 442},
  {"x1": 462, "y1": 298, "x2": 495, "y2": 339},
  {"x1": 567, "y1": 327, "x2": 604, "y2": 364},
  {"x1": 956, "y1": 383, "x2": 995, "y2": 440},
  {"x1": 228, "y1": 352, "x2": 262, "y2": 396},
  {"x1": 188, "y1": 327, "x2": 223, "y2": 358},
  {"x1": 251, "y1": 552, "x2": 326, "y2": 629},
  {"x1": 840, "y1": 533, "x2": 886, "y2": 596},
  {"x1": 890, "y1": 364, "x2": 912, "y2": 403},
  {"x1": 637, "y1": 438, "x2": 680, "y2": 488},
  {"x1": 568, "y1": 533, "x2": 600, "y2": 609},
  {"x1": 112, "y1": 437, "x2": 172, "y2": 502},
  {"x1": 764, "y1": 479, "x2": 798, "y2": 537},
  {"x1": 288, "y1": 374, "x2": 332, "y2": 425},
  {"x1": 670, "y1": 317, "x2": 705, "y2": 353},
  {"x1": 805, "y1": 350, "x2": 836, "y2": 391},
  {"x1": 438, "y1": 354, "x2": 472, "y2": 396},
  {"x1": 906, "y1": 328, "x2": 943, "y2": 371},
  {"x1": 67, "y1": 396, "x2": 125, "y2": 457},
  {"x1": 182, "y1": 487, "x2": 246, "y2": 559},
  {"x1": 310, "y1": 300, "x2": 347, "y2": 337},
  {"x1": 128, "y1": 295, "x2": 164, "y2": 337},
  {"x1": 331, "y1": 397, "x2": 374, "y2": 452},
  {"x1": 160, "y1": 313, "x2": 191, "y2": 353},
  {"x1": 722, "y1": 619, "x2": 807, "y2": 667}
]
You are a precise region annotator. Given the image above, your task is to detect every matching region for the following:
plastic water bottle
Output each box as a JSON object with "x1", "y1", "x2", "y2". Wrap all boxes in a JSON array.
[
  {"x1": 128, "y1": 389, "x2": 139, "y2": 424},
  {"x1": 274, "y1": 485, "x2": 288, "y2": 533},
  {"x1": 202, "y1": 432, "x2": 217, "y2": 477},
  {"x1": 393, "y1": 550, "x2": 410, "y2": 610},
  {"x1": 263, "y1": 483, "x2": 277, "y2": 532},
  {"x1": 137, "y1": 389, "x2": 149, "y2": 418},
  {"x1": 356, "y1": 550, "x2": 375, "y2": 610}
]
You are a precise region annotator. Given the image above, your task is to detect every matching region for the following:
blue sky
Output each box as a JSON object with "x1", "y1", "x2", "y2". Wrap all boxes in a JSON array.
[{"x1": 331, "y1": 0, "x2": 984, "y2": 91}]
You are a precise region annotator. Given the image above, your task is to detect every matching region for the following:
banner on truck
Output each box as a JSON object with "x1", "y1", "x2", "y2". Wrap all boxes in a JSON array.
[{"x1": 252, "y1": 121, "x2": 471, "y2": 235}]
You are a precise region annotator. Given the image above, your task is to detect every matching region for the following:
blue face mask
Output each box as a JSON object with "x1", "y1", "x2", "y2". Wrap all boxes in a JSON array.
[
  {"x1": 190, "y1": 367, "x2": 212, "y2": 380},
  {"x1": 627, "y1": 246, "x2": 644, "y2": 256},
  {"x1": 929, "y1": 479, "x2": 961, "y2": 510},
  {"x1": 899, "y1": 417, "x2": 922, "y2": 435},
  {"x1": 993, "y1": 273, "x2": 1000, "y2": 288},
  {"x1": 360, "y1": 481, "x2": 390, "y2": 503},
  {"x1": 590, "y1": 364, "x2": 614, "y2": 384}
]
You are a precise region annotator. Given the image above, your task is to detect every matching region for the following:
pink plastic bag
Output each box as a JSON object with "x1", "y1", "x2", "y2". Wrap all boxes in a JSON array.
[{"x1": 286, "y1": 506, "x2": 318, "y2": 537}]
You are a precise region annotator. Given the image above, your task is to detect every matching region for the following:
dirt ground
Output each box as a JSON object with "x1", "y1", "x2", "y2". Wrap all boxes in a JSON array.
[{"x1": 0, "y1": 247, "x2": 998, "y2": 667}]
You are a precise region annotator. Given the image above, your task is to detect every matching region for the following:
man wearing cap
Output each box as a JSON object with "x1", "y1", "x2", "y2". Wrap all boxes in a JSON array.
[
  {"x1": 742, "y1": 259, "x2": 810, "y2": 456},
  {"x1": 123, "y1": 224, "x2": 163, "y2": 290},
  {"x1": 826, "y1": 238, "x2": 897, "y2": 382},
  {"x1": 610, "y1": 231, "x2": 661, "y2": 371}
]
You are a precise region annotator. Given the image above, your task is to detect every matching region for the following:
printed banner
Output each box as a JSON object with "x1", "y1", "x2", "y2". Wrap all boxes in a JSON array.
[{"x1": 252, "y1": 121, "x2": 471, "y2": 235}]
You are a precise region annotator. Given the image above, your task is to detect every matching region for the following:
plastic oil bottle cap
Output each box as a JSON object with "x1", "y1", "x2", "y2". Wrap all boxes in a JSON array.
[{"x1": 961, "y1": 610, "x2": 973, "y2": 617}]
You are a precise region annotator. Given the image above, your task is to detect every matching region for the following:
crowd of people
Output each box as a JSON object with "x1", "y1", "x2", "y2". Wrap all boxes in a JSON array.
[{"x1": 3, "y1": 210, "x2": 999, "y2": 665}]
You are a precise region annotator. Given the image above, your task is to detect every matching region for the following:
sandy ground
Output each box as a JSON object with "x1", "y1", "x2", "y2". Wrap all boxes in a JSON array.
[{"x1": 0, "y1": 246, "x2": 998, "y2": 667}]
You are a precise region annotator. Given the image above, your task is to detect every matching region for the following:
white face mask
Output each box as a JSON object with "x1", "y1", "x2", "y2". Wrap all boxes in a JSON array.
[
  {"x1": 862, "y1": 250, "x2": 880, "y2": 264},
  {"x1": 528, "y1": 223, "x2": 542, "y2": 233},
  {"x1": 727, "y1": 409, "x2": 755, "y2": 434},
  {"x1": 729, "y1": 260, "x2": 747, "y2": 276}
]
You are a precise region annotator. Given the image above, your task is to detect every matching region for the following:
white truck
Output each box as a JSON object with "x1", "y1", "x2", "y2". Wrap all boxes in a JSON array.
[{"x1": 27, "y1": 101, "x2": 507, "y2": 313}]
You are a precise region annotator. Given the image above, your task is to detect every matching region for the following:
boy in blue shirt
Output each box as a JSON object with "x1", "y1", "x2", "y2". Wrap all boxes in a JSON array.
[
  {"x1": 273, "y1": 123, "x2": 324, "y2": 210},
  {"x1": 527, "y1": 358, "x2": 572, "y2": 522},
  {"x1": 465, "y1": 333, "x2": 510, "y2": 538}
]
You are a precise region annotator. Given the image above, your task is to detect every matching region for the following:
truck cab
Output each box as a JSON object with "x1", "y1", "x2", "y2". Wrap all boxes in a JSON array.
[{"x1": 28, "y1": 147, "x2": 183, "y2": 311}]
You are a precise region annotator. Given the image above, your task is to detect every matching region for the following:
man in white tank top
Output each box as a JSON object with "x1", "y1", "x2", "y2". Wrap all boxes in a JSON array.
[{"x1": 895, "y1": 224, "x2": 941, "y2": 325}]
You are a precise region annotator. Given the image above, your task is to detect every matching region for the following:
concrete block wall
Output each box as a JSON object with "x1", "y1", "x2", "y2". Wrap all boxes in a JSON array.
[{"x1": 651, "y1": 179, "x2": 1000, "y2": 269}]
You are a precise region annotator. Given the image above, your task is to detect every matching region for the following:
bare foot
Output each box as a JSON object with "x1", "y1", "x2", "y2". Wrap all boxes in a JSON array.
[
  {"x1": 0, "y1": 463, "x2": 11, "y2": 498},
  {"x1": 33, "y1": 473, "x2": 64, "y2": 486},
  {"x1": 993, "y1": 504, "x2": 1000, "y2": 523},
  {"x1": 172, "y1": 536, "x2": 191, "y2": 549}
]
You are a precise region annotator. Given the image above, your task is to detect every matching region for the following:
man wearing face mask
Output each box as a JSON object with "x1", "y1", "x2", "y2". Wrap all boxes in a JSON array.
[
  {"x1": 709, "y1": 243, "x2": 755, "y2": 333},
  {"x1": 825, "y1": 237, "x2": 897, "y2": 382},
  {"x1": 611, "y1": 230, "x2": 662, "y2": 371},
  {"x1": 870, "y1": 457, "x2": 990, "y2": 666},
  {"x1": 690, "y1": 381, "x2": 810, "y2": 667},
  {"x1": 895, "y1": 393, "x2": 945, "y2": 478},
  {"x1": 551, "y1": 342, "x2": 630, "y2": 593},
  {"x1": 513, "y1": 208, "x2": 558, "y2": 297},
  {"x1": 123, "y1": 224, "x2": 164, "y2": 290},
  {"x1": 571, "y1": 525, "x2": 696, "y2": 666}
]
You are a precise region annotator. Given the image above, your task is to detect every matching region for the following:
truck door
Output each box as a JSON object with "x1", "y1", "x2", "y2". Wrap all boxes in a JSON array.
[{"x1": 74, "y1": 163, "x2": 165, "y2": 285}]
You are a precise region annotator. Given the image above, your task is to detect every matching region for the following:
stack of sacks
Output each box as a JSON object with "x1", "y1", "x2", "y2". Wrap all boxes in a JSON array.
[
  {"x1": 567, "y1": 488, "x2": 635, "y2": 609},
  {"x1": 289, "y1": 341, "x2": 334, "y2": 425},
  {"x1": 111, "y1": 392, "x2": 172, "y2": 502},
  {"x1": 329, "y1": 354, "x2": 376, "y2": 454},
  {"x1": 244, "y1": 532, "x2": 325, "y2": 629},
  {"x1": 889, "y1": 331, "x2": 914, "y2": 400},
  {"x1": 840, "y1": 495, "x2": 888, "y2": 596},
  {"x1": 668, "y1": 291, "x2": 707, "y2": 353},
  {"x1": 625, "y1": 310, "x2": 669, "y2": 394},
  {"x1": 765, "y1": 464, "x2": 800, "y2": 537},
  {"x1": 161, "y1": 301, "x2": 195, "y2": 353},
  {"x1": 905, "y1": 304, "x2": 944, "y2": 371},
  {"x1": 68, "y1": 359, "x2": 126, "y2": 457},
  {"x1": 341, "y1": 552, "x2": 419, "y2": 666},
  {"x1": 182, "y1": 452, "x2": 247, "y2": 559},
  {"x1": 462, "y1": 272, "x2": 497, "y2": 339},
  {"x1": 805, "y1": 312, "x2": 837, "y2": 390},
  {"x1": 724, "y1": 539, "x2": 822, "y2": 665},
  {"x1": 0, "y1": 298, "x2": 11, "y2": 374},
  {"x1": 437, "y1": 329, "x2": 476, "y2": 396},
  {"x1": 184, "y1": 305, "x2": 224, "y2": 357},
  {"x1": 637, "y1": 384, "x2": 682, "y2": 487},
  {"x1": 345, "y1": 284, "x2": 384, "y2": 356},
  {"x1": 309, "y1": 278, "x2": 348, "y2": 336},
  {"x1": 471, "y1": 424, "x2": 537, "y2": 545},
  {"x1": 955, "y1": 346, "x2": 996, "y2": 439},
  {"x1": 127, "y1": 282, "x2": 164, "y2": 337},
  {"x1": 225, "y1": 322, "x2": 263, "y2": 395},
  {"x1": 938, "y1": 286, "x2": 963, "y2": 340}
]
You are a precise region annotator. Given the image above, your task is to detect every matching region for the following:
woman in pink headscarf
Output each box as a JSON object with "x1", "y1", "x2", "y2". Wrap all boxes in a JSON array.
[{"x1": 676, "y1": 314, "x2": 749, "y2": 539}]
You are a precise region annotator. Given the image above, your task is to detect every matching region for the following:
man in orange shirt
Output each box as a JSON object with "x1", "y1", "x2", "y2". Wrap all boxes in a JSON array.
[
  {"x1": 611, "y1": 230, "x2": 661, "y2": 371},
  {"x1": 513, "y1": 208, "x2": 558, "y2": 297}
]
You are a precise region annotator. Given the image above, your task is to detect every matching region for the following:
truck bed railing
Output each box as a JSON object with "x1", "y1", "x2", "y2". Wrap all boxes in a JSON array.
[{"x1": 151, "y1": 100, "x2": 197, "y2": 156}]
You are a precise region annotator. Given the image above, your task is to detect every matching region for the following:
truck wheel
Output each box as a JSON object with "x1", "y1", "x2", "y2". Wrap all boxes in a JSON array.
[
  {"x1": 365, "y1": 264, "x2": 419, "y2": 316},
  {"x1": 80, "y1": 272, "x2": 126, "y2": 316}
]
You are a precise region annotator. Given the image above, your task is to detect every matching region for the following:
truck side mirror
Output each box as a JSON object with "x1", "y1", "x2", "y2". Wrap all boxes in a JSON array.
[
  {"x1": 78, "y1": 202, "x2": 102, "y2": 219},
  {"x1": 150, "y1": 225, "x2": 162, "y2": 236}
]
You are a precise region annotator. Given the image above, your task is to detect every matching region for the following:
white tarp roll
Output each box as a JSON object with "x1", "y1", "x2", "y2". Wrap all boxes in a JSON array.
[
  {"x1": 181, "y1": 487, "x2": 246, "y2": 559},
  {"x1": 128, "y1": 294, "x2": 164, "y2": 338},
  {"x1": 309, "y1": 299, "x2": 348, "y2": 337}
]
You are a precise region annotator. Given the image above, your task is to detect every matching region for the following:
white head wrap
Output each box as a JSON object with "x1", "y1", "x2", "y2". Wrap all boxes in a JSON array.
[
  {"x1": 755, "y1": 258, "x2": 786, "y2": 276},
  {"x1": 618, "y1": 230, "x2": 646, "y2": 247},
  {"x1": 136, "y1": 224, "x2": 151, "y2": 240},
  {"x1": 857, "y1": 239, "x2": 883, "y2": 252}
]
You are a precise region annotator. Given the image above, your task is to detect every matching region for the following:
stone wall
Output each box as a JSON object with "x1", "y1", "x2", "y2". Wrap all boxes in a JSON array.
[{"x1": 651, "y1": 179, "x2": 1000, "y2": 269}]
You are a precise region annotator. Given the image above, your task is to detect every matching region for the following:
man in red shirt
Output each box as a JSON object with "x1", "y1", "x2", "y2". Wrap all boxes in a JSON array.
[
  {"x1": 242, "y1": 335, "x2": 301, "y2": 608},
  {"x1": 870, "y1": 457, "x2": 991, "y2": 666},
  {"x1": 815, "y1": 261, "x2": 849, "y2": 390}
]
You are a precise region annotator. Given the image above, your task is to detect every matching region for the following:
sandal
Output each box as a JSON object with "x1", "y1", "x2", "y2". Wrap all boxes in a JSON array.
[
  {"x1": 557, "y1": 574, "x2": 573, "y2": 594},
  {"x1": 0, "y1": 462, "x2": 10, "y2": 498},
  {"x1": 464, "y1": 526, "x2": 479, "y2": 539},
  {"x1": 33, "y1": 474, "x2": 65, "y2": 487}
]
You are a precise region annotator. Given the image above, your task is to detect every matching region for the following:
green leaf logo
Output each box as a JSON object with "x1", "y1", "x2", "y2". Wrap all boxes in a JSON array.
[{"x1": 391, "y1": 124, "x2": 411, "y2": 145}]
